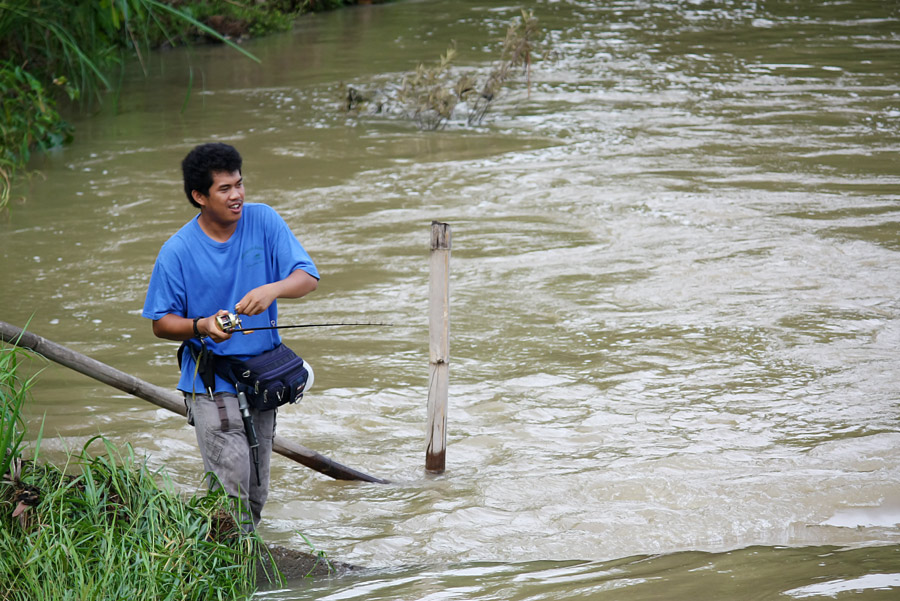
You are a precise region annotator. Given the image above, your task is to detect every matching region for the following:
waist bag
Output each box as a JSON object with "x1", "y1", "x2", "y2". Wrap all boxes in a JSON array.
[
  {"x1": 232, "y1": 343, "x2": 310, "y2": 411},
  {"x1": 179, "y1": 341, "x2": 311, "y2": 411}
]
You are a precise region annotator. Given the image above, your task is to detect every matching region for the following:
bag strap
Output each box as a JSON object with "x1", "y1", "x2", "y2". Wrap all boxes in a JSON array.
[
  {"x1": 178, "y1": 339, "x2": 236, "y2": 430},
  {"x1": 178, "y1": 340, "x2": 218, "y2": 393}
]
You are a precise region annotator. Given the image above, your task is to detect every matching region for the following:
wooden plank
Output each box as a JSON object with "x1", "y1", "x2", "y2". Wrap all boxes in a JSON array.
[
  {"x1": 426, "y1": 221, "x2": 451, "y2": 473},
  {"x1": 0, "y1": 320, "x2": 388, "y2": 484}
]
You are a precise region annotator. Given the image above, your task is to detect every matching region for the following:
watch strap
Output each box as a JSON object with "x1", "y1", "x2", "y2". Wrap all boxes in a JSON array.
[{"x1": 193, "y1": 317, "x2": 206, "y2": 339}]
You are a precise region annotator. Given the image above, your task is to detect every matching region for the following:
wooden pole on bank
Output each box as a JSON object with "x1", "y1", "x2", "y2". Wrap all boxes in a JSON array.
[
  {"x1": 426, "y1": 221, "x2": 451, "y2": 474},
  {"x1": 0, "y1": 320, "x2": 388, "y2": 484}
]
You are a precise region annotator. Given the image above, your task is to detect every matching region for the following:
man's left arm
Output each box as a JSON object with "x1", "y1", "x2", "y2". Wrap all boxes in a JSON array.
[{"x1": 236, "y1": 269, "x2": 318, "y2": 316}]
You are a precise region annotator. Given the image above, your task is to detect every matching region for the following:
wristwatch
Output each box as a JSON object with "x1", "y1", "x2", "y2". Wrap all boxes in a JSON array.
[{"x1": 193, "y1": 317, "x2": 207, "y2": 339}]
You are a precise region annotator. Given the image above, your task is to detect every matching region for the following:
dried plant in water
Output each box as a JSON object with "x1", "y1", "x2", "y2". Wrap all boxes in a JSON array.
[{"x1": 341, "y1": 9, "x2": 543, "y2": 130}]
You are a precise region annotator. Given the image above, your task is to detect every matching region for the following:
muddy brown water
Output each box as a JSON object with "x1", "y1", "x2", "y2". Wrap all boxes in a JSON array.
[{"x1": 2, "y1": 1, "x2": 899, "y2": 598}]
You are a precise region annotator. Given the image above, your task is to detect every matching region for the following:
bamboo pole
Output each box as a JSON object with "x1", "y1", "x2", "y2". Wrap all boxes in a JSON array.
[
  {"x1": 0, "y1": 320, "x2": 387, "y2": 484},
  {"x1": 426, "y1": 221, "x2": 451, "y2": 473}
]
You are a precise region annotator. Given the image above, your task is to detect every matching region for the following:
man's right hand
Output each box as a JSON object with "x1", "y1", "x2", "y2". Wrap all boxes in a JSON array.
[{"x1": 199, "y1": 310, "x2": 233, "y2": 343}]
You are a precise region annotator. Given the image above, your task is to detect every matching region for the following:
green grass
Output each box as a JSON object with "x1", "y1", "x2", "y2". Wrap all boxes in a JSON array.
[
  {"x1": 0, "y1": 338, "x2": 39, "y2": 480},
  {"x1": 0, "y1": 343, "x2": 280, "y2": 599}
]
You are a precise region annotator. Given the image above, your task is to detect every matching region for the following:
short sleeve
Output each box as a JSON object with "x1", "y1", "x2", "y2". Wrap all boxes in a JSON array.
[
  {"x1": 142, "y1": 245, "x2": 187, "y2": 320},
  {"x1": 266, "y1": 207, "x2": 319, "y2": 282}
]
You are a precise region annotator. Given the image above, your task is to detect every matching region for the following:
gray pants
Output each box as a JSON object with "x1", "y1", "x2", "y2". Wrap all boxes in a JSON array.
[{"x1": 184, "y1": 392, "x2": 276, "y2": 531}]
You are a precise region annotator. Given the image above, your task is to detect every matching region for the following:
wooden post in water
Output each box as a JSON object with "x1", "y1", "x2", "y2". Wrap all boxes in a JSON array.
[{"x1": 426, "y1": 221, "x2": 451, "y2": 474}]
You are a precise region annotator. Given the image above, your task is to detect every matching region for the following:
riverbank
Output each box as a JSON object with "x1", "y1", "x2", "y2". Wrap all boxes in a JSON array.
[
  {"x1": 0, "y1": 0, "x2": 388, "y2": 212},
  {"x1": 0, "y1": 343, "x2": 345, "y2": 597}
]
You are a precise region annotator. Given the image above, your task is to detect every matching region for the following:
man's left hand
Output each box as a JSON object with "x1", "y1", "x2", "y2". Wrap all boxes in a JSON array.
[
  {"x1": 235, "y1": 283, "x2": 277, "y2": 316},
  {"x1": 235, "y1": 270, "x2": 319, "y2": 316}
]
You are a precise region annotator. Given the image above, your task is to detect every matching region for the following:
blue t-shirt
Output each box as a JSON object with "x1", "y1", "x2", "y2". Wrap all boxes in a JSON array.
[{"x1": 142, "y1": 203, "x2": 319, "y2": 395}]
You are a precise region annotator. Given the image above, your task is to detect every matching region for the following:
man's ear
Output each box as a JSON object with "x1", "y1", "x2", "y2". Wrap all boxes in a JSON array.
[{"x1": 192, "y1": 189, "x2": 207, "y2": 208}]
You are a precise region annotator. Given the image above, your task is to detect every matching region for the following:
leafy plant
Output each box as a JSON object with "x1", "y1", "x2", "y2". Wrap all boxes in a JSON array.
[
  {"x1": 0, "y1": 62, "x2": 74, "y2": 211},
  {"x1": 180, "y1": 0, "x2": 298, "y2": 40}
]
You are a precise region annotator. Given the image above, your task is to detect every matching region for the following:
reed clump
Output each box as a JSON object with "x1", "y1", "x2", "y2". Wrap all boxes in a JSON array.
[
  {"x1": 0, "y1": 343, "x2": 280, "y2": 599},
  {"x1": 343, "y1": 9, "x2": 543, "y2": 130}
]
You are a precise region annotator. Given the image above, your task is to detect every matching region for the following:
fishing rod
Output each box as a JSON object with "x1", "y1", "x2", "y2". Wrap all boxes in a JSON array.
[{"x1": 216, "y1": 312, "x2": 392, "y2": 334}]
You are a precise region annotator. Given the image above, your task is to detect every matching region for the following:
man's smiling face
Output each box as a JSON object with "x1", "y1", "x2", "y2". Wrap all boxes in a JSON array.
[{"x1": 194, "y1": 170, "x2": 244, "y2": 229}]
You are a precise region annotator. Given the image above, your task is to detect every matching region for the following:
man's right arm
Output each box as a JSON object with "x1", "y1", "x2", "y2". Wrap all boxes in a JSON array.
[{"x1": 152, "y1": 311, "x2": 232, "y2": 343}]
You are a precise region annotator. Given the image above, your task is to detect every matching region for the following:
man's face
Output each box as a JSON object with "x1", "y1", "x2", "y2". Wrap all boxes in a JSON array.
[{"x1": 193, "y1": 170, "x2": 244, "y2": 227}]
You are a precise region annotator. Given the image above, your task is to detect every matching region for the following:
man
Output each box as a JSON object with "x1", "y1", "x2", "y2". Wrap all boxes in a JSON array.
[{"x1": 142, "y1": 142, "x2": 319, "y2": 530}]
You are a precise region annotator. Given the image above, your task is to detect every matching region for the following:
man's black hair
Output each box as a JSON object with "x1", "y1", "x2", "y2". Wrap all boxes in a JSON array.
[{"x1": 181, "y1": 143, "x2": 243, "y2": 208}]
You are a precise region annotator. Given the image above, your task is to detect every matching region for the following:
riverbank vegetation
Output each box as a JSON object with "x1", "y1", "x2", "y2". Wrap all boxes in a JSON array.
[
  {"x1": 343, "y1": 9, "x2": 543, "y2": 130},
  {"x1": 0, "y1": 343, "x2": 280, "y2": 598},
  {"x1": 0, "y1": 0, "x2": 375, "y2": 213}
]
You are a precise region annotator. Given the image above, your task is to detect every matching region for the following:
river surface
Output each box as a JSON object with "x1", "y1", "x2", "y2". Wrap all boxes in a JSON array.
[{"x1": 2, "y1": 0, "x2": 900, "y2": 598}]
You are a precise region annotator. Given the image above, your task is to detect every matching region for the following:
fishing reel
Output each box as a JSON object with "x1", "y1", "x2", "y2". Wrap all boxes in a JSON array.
[{"x1": 215, "y1": 312, "x2": 243, "y2": 333}]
